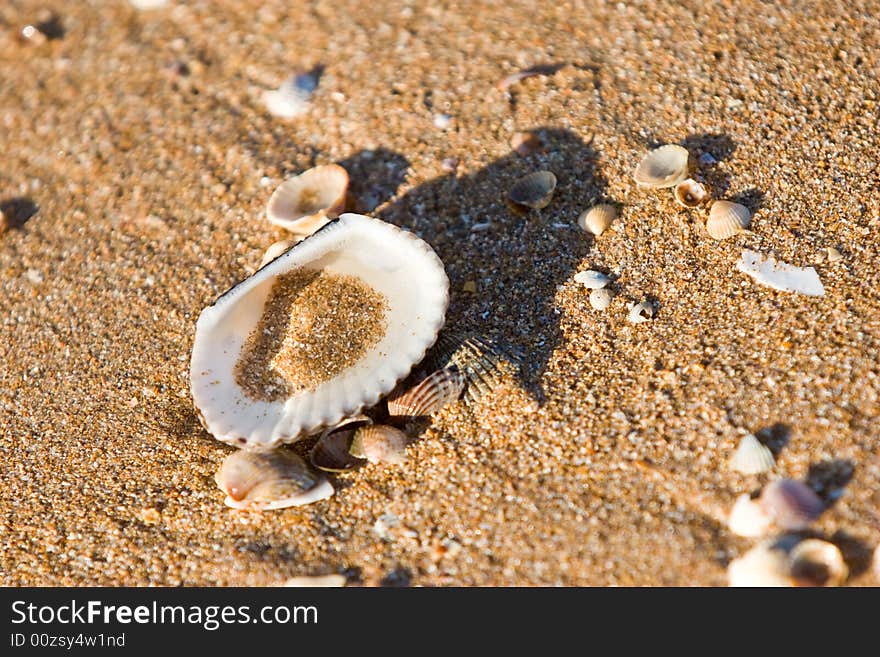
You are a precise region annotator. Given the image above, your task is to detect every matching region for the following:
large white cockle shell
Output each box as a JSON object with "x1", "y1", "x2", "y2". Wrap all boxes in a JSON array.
[{"x1": 191, "y1": 213, "x2": 449, "y2": 449}]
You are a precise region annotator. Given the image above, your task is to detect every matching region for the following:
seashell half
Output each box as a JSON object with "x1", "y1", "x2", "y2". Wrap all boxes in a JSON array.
[
  {"x1": 214, "y1": 449, "x2": 333, "y2": 510},
  {"x1": 789, "y1": 539, "x2": 848, "y2": 587},
  {"x1": 706, "y1": 200, "x2": 751, "y2": 240},
  {"x1": 424, "y1": 332, "x2": 521, "y2": 402},
  {"x1": 728, "y1": 494, "x2": 773, "y2": 538},
  {"x1": 266, "y1": 164, "x2": 349, "y2": 237},
  {"x1": 386, "y1": 366, "x2": 465, "y2": 420},
  {"x1": 634, "y1": 145, "x2": 691, "y2": 188},
  {"x1": 578, "y1": 203, "x2": 617, "y2": 236},
  {"x1": 509, "y1": 171, "x2": 557, "y2": 210},
  {"x1": 759, "y1": 479, "x2": 825, "y2": 530},
  {"x1": 349, "y1": 425, "x2": 409, "y2": 465},
  {"x1": 191, "y1": 213, "x2": 449, "y2": 449},
  {"x1": 573, "y1": 270, "x2": 610, "y2": 289},
  {"x1": 673, "y1": 178, "x2": 708, "y2": 208},
  {"x1": 310, "y1": 415, "x2": 372, "y2": 472},
  {"x1": 728, "y1": 434, "x2": 775, "y2": 475}
]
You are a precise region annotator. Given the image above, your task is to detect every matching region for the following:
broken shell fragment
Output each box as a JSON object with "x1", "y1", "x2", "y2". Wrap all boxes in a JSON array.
[
  {"x1": 759, "y1": 479, "x2": 825, "y2": 530},
  {"x1": 673, "y1": 178, "x2": 708, "y2": 208},
  {"x1": 349, "y1": 424, "x2": 408, "y2": 465},
  {"x1": 266, "y1": 164, "x2": 349, "y2": 237},
  {"x1": 577, "y1": 204, "x2": 617, "y2": 236},
  {"x1": 589, "y1": 287, "x2": 613, "y2": 311},
  {"x1": 424, "y1": 332, "x2": 521, "y2": 402},
  {"x1": 310, "y1": 415, "x2": 372, "y2": 472},
  {"x1": 728, "y1": 494, "x2": 773, "y2": 537},
  {"x1": 736, "y1": 249, "x2": 825, "y2": 296},
  {"x1": 789, "y1": 539, "x2": 848, "y2": 587},
  {"x1": 509, "y1": 171, "x2": 557, "y2": 210},
  {"x1": 706, "y1": 200, "x2": 751, "y2": 240},
  {"x1": 190, "y1": 213, "x2": 449, "y2": 449},
  {"x1": 627, "y1": 300, "x2": 655, "y2": 324},
  {"x1": 215, "y1": 449, "x2": 333, "y2": 510},
  {"x1": 729, "y1": 434, "x2": 775, "y2": 475},
  {"x1": 573, "y1": 270, "x2": 610, "y2": 289},
  {"x1": 386, "y1": 366, "x2": 465, "y2": 419},
  {"x1": 259, "y1": 240, "x2": 295, "y2": 269},
  {"x1": 634, "y1": 145, "x2": 691, "y2": 188}
]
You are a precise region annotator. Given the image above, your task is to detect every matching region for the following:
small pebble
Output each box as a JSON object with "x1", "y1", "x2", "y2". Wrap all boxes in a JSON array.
[
  {"x1": 283, "y1": 574, "x2": 347, "y2": 587},
  {"x1": 462, "y1": 280, "x2": 477, "y2": 293},
  {"x1": 698, "y1": 152, "x2": 717, "y2": 165},
  {"x1": 589, "y1": 288, "x2": 613, "y2": 310},
  {"x1": 25, "y1": 268, "x2": 44, "y2": 285},
  {"x1": 441, "y1": 157, "x2": 459, "y2": 172}
]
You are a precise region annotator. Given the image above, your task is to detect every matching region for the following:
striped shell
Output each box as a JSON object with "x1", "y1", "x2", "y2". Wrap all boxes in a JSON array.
[
  {"x1": 578, "y1": 204, "x2": 617, "y2": 236},
  {"x1": 309, "y1": 415, "x2": 372, "y2": 473},
  {"x1": 673, "y1": 178, "x2": 708, "y2": 208},
  {"x1": 214, "y1": 449, "x2": 333, "y2": 510},
  {"x1": 634, "y1": 145, "x2": 691, "y2": 188},
  {"x1": 789, "y1": 539, "x2": 848, "y2": 587},
  {"x1": 509, "y1": 171, "x2": 557, "y2": 210},
  {"x1": 728, "y1": 494, "x2": 773, "y2": 538},
  {"x1": 729, "y1": 434, "x2": 775, "y2": 475},
  {"x1": 759, "y1": 479, "x2": 825, "y2": 530},
  {"x1": 266, "y1": 164, "x2": 349, "y2": 236},
  {"x1": 349, "y1": 425, "x2": 409, "y2": 465},
  {"x1": 386, "y1": 366, "x2": 465, "y2": 419},
  {"x1": 706, "y1": 200, "x2": 751, "y2": 240},
  {"x1": 424, "y1": 332, "x2": 521, "y2": 402}
]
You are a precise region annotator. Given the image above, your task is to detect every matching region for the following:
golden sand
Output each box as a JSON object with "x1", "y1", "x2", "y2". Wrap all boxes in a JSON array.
[{"x1": 234, "y1": 269, "x2": 388, "y2": 401}]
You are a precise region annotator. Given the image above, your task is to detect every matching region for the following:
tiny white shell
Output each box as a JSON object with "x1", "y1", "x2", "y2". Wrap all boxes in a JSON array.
[
  {"x1": 727, "y1": 540, "x2": 793, "y2": 587},
  {"x1": 259, "y1": 240, "x2": 295, "y2": 269},
  {"x1": 706, "y1": 201, "x2": 751, "y2": 240},
  {"x1": 728, "y1": 494, "x2": 773, "y2": 537},
  {"x1": 573, "y1": 270, "x2": 610, "y2": 289},
  {"x1": 589, "y1": 287, "x2": 613, "y2": 311},
  {"x1": 627, "y1": 300, "x2": 655, "y2": 324},
  {"x1": 578, "y1": 204, "x2": 617, "y2": 236},
  {"x1": 729, "y1": 434, "x2": 774, "y2": 475},
  {"x1": 673, "y1": 178, "x2": 708, "y2": 208},
  {"x1": 634, "y1": 145, "x2": 691, "y2": 188},
  {"x1": 266, "y1": 164, "x2": 349, "y2": 236},
  {"x1": 789, "y1": 539, "x2": 848, "y2": 587},
  {"x1": 262, "y1": 72, "x2": 318, "y2": 119}
]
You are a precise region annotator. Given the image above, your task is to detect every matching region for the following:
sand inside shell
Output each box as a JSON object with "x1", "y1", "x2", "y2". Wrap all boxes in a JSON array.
[{"x1": 234, "y1": 269, "x2": 389, "y2": 401}]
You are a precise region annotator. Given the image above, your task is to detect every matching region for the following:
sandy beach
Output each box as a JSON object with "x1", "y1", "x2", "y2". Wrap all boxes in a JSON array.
[{"x1": 1, "y1": 0, "x2": 878, "y2": 586}]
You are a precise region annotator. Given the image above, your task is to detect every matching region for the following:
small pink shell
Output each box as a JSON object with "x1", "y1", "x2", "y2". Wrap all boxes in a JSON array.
[
  {"x1": 349, "y1": 425, "x2": 408, "y2": 465},
  {"x1": 759, "y1": 479, "x2": 825, "y2": 530},
  {"x1": 387, "y1": 367, "x2": 465, "y2": 419}
]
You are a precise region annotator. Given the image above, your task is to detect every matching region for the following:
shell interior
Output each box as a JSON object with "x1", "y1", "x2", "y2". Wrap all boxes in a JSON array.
[
  {"x1": 191, "y1": 214, "x2": 449, "y2": 449},
  {"x1": 509, "y1": 171, "x2": 557, "y2": 209},
  {"x1": 634, "y1": 145, "x2": 691, "y2": 188},
  {"x1": 266, "y1": 164, "x2": 349, "y2": 234}
]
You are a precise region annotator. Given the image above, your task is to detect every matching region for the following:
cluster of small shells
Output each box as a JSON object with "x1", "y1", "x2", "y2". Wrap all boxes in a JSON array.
[
  {"x1": 214, "y1": 331, "x2": 518, "y2": 510},
  {"x1": 633, "y1": 144, "x2": 753, "y2": 240},
  {"x1": 722, "y1": 433, "x2": 850, "y2": 586}
]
